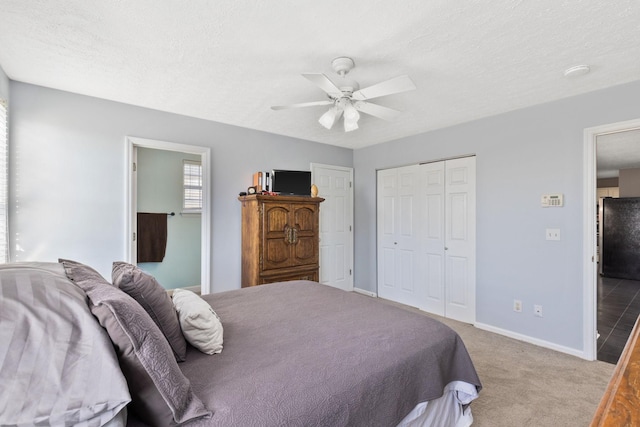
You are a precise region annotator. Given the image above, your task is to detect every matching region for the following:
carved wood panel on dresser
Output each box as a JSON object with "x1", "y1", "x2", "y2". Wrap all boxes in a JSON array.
[{"x1": 239, "y1": 194, "x2": 324, "y2": 287}]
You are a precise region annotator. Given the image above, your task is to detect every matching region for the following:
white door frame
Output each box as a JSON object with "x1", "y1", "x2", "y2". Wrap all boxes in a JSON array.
[
  {"x1": 125, "y1": 136, "x2": 212, "y2": 294},
  {"x1": 310, "y1": 163, "x2": 354, "y2": 291},
  {"x1": 583, "y1": 117, "x2": 640, "y2": 361}
]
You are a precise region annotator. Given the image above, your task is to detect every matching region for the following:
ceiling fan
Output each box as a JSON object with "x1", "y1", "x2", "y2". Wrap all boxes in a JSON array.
[{"x1": 271, "y1": 57, "x2": 416, "y2": 132}]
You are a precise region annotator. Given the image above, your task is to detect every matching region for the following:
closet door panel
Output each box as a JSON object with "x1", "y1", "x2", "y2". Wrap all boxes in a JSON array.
[
  {"x1": 422, "y1": 161, "x2": 446, "y2": 315},
  {"x1": 378, "y1": 169, "x2": 398, "y2": 295},
  {"x1": 377, "y1": 165, "x2": 424, "y2": 308},
  {"x1": 444, "y1": 157, "x2": 476, "y2": 324}
]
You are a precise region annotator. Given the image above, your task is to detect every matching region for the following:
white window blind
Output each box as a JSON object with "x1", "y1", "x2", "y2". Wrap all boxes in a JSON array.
[
  {"x1": 183, "y1": 160, "x2": 202, "y2": 213},
  {"x1": 0, "y1": 99, "x2": 8, "y2": 262}
]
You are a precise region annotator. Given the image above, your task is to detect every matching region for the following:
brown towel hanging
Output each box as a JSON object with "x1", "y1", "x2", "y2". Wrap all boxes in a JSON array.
[{"x1": 137, "y1": 213, "x2": 168, "y2": 262}]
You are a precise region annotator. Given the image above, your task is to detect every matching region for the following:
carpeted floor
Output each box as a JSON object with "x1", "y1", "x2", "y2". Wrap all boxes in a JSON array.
[{"x1": 382, "y1": 300, "x2": 616, "y2": 426}]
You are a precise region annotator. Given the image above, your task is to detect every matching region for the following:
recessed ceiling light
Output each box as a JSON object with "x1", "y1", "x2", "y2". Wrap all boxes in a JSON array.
[{"x1": 564, "y1": 65, "x2": 591, "y2": 78}]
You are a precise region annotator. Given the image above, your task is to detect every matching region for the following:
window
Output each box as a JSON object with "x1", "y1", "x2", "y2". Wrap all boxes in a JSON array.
[
  {"x1": 183, "y1": 160, "x2": 202, "y2": 213},
  {"x1": 0, "y1": 98, "x2": 7, "y2": 262}
]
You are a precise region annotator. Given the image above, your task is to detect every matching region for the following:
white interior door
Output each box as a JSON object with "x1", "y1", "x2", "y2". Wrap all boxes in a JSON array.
[
  {"x1": 311, "y1": 163, "x2": 353, "y2": 291},
  {"x1": 377, "y1": 164, "x2": 426, "y2": 308},
  {"x1": 377, "y1": 157, "x2": 476, "y2": 323}
]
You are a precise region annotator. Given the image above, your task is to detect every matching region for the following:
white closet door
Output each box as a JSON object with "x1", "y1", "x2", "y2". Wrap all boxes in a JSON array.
[
  {"x1": 377, "y1": 157, "x2": 476, "y2": 323},
  {"x1": 377, "y1": 165, "x2": 425, "y2": 308},
  {"x1": 422, "y1": 161, "x2": 446, "y2": 315},
  {"x1": 444, "y1": 156, "x2": 476, "y2": 323}
]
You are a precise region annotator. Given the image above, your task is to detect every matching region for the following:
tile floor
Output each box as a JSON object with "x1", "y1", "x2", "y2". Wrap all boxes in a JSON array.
[{"x1": 597, "y1": 275, "x2": 640, "y2": 364}]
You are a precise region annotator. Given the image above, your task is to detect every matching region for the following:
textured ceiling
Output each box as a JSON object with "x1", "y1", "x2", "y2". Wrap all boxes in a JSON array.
[{"x1": 0, "y1": 1, "x2": 639, "y2": 150}]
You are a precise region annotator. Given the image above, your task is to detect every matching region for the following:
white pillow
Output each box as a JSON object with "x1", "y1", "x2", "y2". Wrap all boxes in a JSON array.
[{"x1": 172, "y1": 289, "x2": 223, "y2": 355}]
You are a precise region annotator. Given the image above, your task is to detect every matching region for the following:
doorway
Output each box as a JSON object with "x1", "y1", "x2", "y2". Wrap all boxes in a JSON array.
[
  {"x1": 583, "y1": 118, "x2": 640, "y2": 361},
  {"x1": 594, "y1": 127, "x2": 640, "y2": 363},
  {"x1": 126, "y1": 136, "x2": 212, "y2": 294},
  {"x1": 377, "y1": 156, "x2": 476, "y2": 323},
  {"x1": 136, "y1": 147, "x2": 201, "y2": 289}
]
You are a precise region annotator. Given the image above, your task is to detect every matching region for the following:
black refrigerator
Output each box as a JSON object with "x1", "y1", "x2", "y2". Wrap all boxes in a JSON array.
[{"x1": 601, "y1": 197, "x2": 640, "y2": 280}]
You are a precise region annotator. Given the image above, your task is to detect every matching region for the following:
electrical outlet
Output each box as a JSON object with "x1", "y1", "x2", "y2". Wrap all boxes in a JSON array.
[
  {"x1": 514, "y1": 299, "x2": 522, "y2": 312},
  {"x1": 534, "y1": 305, "x2": 543, "y2": 317},
  {"x1": 546, "y1": 229, "x2": 560, "y2": 241}
]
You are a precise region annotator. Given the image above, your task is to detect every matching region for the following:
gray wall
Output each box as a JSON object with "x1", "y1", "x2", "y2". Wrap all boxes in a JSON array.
[
  {"x1": 354, "y1": 79, "x2": 640, "y2": 353},
  {"x1": 597, "y1": 177, "x2": 619, "y2": 188},
  {"x1": 619, "y1": 168, "x2": 640, "y2": 197},
  {"x1": 137, "y1": 147, "x2": 201, "y2": 289},
  {"x1": 9, "y1": 82, "x2": 353, "y2": 290}
]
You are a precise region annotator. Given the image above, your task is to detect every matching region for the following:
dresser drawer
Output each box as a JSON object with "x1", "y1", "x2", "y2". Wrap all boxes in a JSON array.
[{"x1": 259, "y1": 269, "x2": 319, "y2": 285}]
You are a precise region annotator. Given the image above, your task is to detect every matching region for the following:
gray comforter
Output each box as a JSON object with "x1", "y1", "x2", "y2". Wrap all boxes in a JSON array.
[{"x1": 163, "y1": 281, "x2": 481, "y2": 427}]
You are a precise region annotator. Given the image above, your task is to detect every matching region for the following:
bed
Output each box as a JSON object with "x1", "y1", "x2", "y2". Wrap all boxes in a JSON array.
[{"x1": 0, "y1": 261, "x2": 481, "y2": 427}]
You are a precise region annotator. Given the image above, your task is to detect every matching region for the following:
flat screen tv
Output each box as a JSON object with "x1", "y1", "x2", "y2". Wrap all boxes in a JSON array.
[{"x1": 271, "y1": 170, "x2": 311, "y2": 196}]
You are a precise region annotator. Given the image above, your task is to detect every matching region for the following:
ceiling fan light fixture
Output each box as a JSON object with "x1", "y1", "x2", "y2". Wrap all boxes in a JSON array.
[
  {"x1": 341, "y1": 100, "x2": 360, "y2": 132},
  {"x1": 318, "y1": 107, "x2": 338, "y2": 129},
  {"x1": 344, "y1": 118, "x2": 359, "y2": 132},
  {"x1": 343, "y1": 101, "x2": 360, "y2": 121}
]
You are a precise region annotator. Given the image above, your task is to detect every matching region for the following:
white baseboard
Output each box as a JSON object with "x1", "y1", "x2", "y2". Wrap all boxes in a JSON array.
[
  {"x1": 353, "y1": 288, "x2": 377, "y2": 298},
  {"x1": 474, "y1": 322, "x2": 588, "y2": 360}
]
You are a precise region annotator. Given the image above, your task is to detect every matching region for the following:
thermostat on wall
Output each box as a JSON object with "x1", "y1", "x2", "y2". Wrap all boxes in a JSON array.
[{"x1": 541, "y1": 194, "x2": 564, "y2": 207}]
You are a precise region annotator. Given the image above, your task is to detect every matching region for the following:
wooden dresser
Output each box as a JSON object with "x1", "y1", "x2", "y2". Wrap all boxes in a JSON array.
[
  {"x1": 238, "y1": 194, "x2": 324, "y2": 287},
  {"x1": 591, "y1": 315, "x2": 640, "y2": 426}
]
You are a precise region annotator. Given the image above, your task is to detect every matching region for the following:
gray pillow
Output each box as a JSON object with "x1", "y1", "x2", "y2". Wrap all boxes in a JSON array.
[
  {"x1": 60, "y1": 259, "x2": 212, "y2": 426},
  {"x1": 112, "y1": 261, "x2": 187, "y2": 362},
  {"x1": 0, "y1": 262, "x2": 130, "y2": 426}
]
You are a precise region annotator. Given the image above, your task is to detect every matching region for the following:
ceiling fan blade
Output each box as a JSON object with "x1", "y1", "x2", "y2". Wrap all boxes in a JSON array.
[
  {"x1": 352, "y1": 75, "x2": 416, "y2": 101},
  {"x1": 353, "y1": 101, "x2": 402, "y2": 121},
  {"x1": 302, "y1": 73, "x2": 344, "y2": 98},
  {"x1": 271, "y1": 100, "x2": 333, "y2": 110}
]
